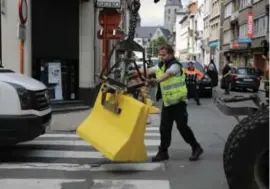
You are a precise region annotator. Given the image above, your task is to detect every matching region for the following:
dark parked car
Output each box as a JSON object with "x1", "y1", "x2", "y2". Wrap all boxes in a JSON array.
[
  {"x1": 181, "y1": 61, "x2": 213, "y2": 97},
  {"x1": 230, "y1": 67, "x2": 261, "y2": 92}
]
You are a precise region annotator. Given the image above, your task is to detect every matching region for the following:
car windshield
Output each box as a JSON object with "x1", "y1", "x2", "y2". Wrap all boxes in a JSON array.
[
  {"x1": 152, "y1": 59, "x2": 159, "y2": 66},
  {"x1": 180, "y1": 61, "x2": 205, "y2": 73},
  {"x1": 237, "y1": 68, "x2": 257, "y2": 75}
]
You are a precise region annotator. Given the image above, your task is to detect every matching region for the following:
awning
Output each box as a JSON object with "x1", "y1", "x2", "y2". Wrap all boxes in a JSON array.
[
  {"x1": 208, "y1": 41, "x2": 218, "y2": 48},
  {"x1": 238, "y1": 38, "x2": 252, "y2": 44}
]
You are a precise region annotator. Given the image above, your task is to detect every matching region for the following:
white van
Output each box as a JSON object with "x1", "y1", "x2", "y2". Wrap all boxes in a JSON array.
[{"x1": 0, "y1": 68, "x2": 52, "y2": 146}]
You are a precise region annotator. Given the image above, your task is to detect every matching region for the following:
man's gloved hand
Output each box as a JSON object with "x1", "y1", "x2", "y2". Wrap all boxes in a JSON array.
[
  {"x1": 154, "y1": 0, "x2": 160, "y2": 3},
  {"x1": 147, "y1": 78, "x2": 159, "y2": 87}
]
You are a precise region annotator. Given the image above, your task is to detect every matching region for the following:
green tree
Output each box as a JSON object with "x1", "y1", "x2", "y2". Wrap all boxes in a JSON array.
[{"x1": 147, "y1": 36, "x2": 167, "y2": 57}]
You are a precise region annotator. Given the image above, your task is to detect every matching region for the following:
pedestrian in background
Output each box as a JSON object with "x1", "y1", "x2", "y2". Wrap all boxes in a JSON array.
[
  {"x1": 222, "y1": 58, "x2": 232, "y2": 95},
  {"x1": 184, "y1": 62, "x2": 203, "y2": 105},
  {"x1": 207, "y1": 59, "x2": 218, "y2": 87}
]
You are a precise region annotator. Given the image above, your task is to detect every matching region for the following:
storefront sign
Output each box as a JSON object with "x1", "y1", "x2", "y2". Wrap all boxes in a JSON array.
[
  {"x1": 247, "y1": 12, "x2": 253, "y2": 38},
  {"x1": 96, "y1": 0, "x2": 121, "y2": 9}
]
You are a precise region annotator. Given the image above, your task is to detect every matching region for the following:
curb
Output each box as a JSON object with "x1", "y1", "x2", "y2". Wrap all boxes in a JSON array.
[{"x1": 52, "y1": 106, "x2": 91, "y2": 114}]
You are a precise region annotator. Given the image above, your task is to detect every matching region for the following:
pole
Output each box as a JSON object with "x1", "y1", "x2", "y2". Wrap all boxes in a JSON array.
[
  {"x1": 19, "y1": 39, "x2": 24, "y2": 73},
  {"x1": 102, "y1": 11, "x2": 109, "y2": 73},
  {"x1": 152, "y1": 42, "x2": 153, "y2": 57},
  {"x1": 18, "y1": 0, "x2": 28, "y2": 74}
]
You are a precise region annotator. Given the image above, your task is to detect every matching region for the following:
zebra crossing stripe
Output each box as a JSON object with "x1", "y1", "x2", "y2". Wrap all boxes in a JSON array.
[
  {"x1": 0, "y1": 162, "x2": 165, "y2": 171},
  {"x1": 92, "y1": 179, "x2": 170, "y2": 189},
  {"x1": 19, "y1": 139, "x2": 160, "y2": 147},
  {"x1": 3, "y1": 149, "x2": 158, "y2": 159},
  {"x1": 0, "y1": 179, "x2": 88, "y2": 189},
  {"x1": 0, "y1": 179, "x2": 170, "y2": 189},
  {"x1": 39, "y1": 132, "x2": 160, "y2": 138}
]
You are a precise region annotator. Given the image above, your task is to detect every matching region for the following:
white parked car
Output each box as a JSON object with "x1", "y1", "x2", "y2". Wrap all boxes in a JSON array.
[{"x1": 0, "y1": 68, "x2": 52, "y2": 146}]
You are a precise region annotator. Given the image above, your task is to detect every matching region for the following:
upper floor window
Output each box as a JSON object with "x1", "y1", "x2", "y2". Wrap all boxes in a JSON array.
[
  {"x1": 239, "y1": 0, "x2": 251, "y2": 9},
  {"x1": 224, "y1": 3, "x2": 232, "y2": 18},
  {"x1": 253, "y1": 0, "x2": 261, "y2": 4},
  {"x1": 223, "y1": 30, "x2": 231, "y2": 44},
  {"x1": 239, "y1": 24, "x2": 247, "y2": 38},
  {"x1": 168, "y1": 9, "x2": 171, "y2": 14},
  {"x1": 254, "y1": 16, "x2": 267, "y2": 37}
]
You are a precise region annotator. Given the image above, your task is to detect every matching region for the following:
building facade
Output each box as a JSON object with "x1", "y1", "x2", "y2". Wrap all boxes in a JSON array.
[
  {"x1": 177, "y1": 14, "x2": 189, "y2": 59},
  {"x1": 175, "y1": 9, "x2": 188, "y2": 59},
  {"x1": 194, "y1": 4, "x2": 204, "y2": 64},
  {"x1": 185, "y1": 0, "x2": 199, "y2": 60},
  {"x1": 202, "y1": 0, "x2": 211, "y2": 66},
  {"x1": 222, "y1": 0, "x2": 269, "y2": 70},
  {"x1": 1, "y1": 0, "x2": 130, "y2": 105},
  {"x1": 208, "y1": 0, "x2": 222, "y2": 72}
]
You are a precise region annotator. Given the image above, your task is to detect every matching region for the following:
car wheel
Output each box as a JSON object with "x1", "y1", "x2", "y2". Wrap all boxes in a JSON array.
[
  {"x1": 253, "y1": 88, "x2": 259, "y2": 92},
  {"x1": 207, "y1": 90, "x2": 213, "y2": 98},
  {"x1": 223, "y1": 108, "x2": 269, "y2": 189}
]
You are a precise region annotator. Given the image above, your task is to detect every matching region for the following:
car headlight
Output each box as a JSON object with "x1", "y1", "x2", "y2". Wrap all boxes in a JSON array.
[{"x1": 7, "y1": 82, "x2": 32, "y2": 110}]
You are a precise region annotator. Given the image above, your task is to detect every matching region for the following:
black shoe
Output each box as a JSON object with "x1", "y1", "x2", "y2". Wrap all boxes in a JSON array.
[
  {"x1": 189, "y1": 144, "x2": 203, "y2": 161},
  {"x1": 196, "y1": 101, "x2": 201, "y2": 105},
  {"x1": 152, "y1": 150, "x2": 169, "y2": 162}
]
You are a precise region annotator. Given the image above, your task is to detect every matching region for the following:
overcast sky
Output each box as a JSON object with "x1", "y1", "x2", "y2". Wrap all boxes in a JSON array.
[{"x1": 139, "y1": 0, "x2": 189, "y2": 26}]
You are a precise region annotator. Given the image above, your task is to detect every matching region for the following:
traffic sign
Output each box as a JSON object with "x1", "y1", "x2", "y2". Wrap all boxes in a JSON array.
[
  {"x1": 96, "y1": 0, "x2": 121, "y2": 9},
  {"x1": 18, "y1": 0, "x2": 28, "y2": 24},
  {"x1": 98, "y1": 9, "x2": 121, "y2": 28}
]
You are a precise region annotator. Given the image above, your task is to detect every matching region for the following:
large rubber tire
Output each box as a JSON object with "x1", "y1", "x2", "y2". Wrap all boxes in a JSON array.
[{"x1": 223, "y1": 107, "x2": 269, "y2": 189}]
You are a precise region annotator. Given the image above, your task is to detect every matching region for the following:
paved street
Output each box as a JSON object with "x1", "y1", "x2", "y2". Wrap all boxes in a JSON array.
[{"x1": 0, "y1": 87, "x2": 263, "y2": 189}]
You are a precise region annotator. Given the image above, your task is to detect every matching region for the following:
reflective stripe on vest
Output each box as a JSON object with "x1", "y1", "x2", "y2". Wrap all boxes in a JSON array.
[{"x1": 155, "y1": 63, "x2": 187, "y2": 107}]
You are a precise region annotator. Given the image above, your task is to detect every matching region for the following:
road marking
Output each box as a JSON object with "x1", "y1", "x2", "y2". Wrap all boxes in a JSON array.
[
  {"x1": 0, "y1": 162, "x2": 165, "y2": 172},
  {"x1": 19, "y1": 139, "x2": 160, "y2": 147},
  {"x1": 0, "y1": 179, "x2": 170, "y2": 189},
  {"x1": 92, "y1": 179, "x2": 170, "y2": 189},
  {"x1": 146, "y1": 127, "x2": 159, "y2": 131},
  {"x1": 3, "y1": 150, "x2": 158, "y2": 159},
  {"x1": 39, "y1": 132, "x2": 159, "y2": 138},
  {"x1": 0, "y1": 179, "x2": 87, "y2": 189}
]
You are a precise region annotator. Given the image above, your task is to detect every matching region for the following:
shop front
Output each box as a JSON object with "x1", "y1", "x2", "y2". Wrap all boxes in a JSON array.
[
  {"x1": 31, "y1": 0, "x2": 80, "y2": 102},
  {"x1": 1, "y1": 0, "x2": 98, "y2": 106}
]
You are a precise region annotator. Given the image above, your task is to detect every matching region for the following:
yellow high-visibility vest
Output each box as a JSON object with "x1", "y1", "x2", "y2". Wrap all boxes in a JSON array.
[{"x1": 155, "y1": 63, "x2": 187, "y2": 107}]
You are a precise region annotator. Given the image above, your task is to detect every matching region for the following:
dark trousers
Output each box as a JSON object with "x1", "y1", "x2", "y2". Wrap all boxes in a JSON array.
[
  {"x1": 187, "y1": 84, "x2": 200, "y2": 103},
  {"x1": 224, "y1": 77, "x2": 231, "y2": 94},
  {"x1": 159, "y1": 102, "x2": 198, "y2": 151}
]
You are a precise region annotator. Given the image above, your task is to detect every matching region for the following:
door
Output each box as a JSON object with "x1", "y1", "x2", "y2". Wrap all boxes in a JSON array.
[{"x1": 31, "y1": 0, "x2": 79, "y2": 101}]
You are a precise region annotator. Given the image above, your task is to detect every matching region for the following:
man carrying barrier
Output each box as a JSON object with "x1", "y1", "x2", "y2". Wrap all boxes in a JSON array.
[{"x1": 130, "y1": 44, "x2": 204, "y2": 162}]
